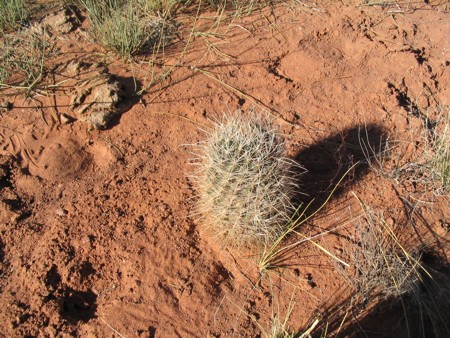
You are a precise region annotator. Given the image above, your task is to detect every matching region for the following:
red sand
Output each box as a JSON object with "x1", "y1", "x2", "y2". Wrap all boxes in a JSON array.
[{"x1": 0, "y1": 1, "x2": 449, "y2": 336}]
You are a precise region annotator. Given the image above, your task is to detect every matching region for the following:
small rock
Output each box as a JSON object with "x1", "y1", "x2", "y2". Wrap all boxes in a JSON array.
[
  {"x1": 55, "y1": 208, "x2": 68, "y2": 217},
  {"x1": 0, "y1": 201, "x2": 19, "y2": 224},
  {"x1": 60, "y1": 113, "x2": 74, "y2": 125}
]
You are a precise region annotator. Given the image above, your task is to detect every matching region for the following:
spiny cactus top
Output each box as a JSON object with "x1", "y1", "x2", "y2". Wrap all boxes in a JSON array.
[{"x1": 193, "y1": 112, "x2": 301, "y2": 247}]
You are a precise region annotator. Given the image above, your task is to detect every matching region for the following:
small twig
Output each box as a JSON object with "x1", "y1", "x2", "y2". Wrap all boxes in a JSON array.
[
  {"x1": 191, "y1": 66, "x2": 297, "y2": 127},
  {"x1": 98, "y1": 315, "x2": 126, "y2": 338},
  {"x1": 299, "y1": 318, "x2": 319, "y2": 338}
]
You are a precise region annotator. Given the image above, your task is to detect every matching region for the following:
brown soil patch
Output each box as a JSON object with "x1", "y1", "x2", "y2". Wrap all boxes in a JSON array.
[
  {"x1": 0, "y1": 1, "x2": 449, "y2": 337},
  {"x1": 27, "y1": 135, "x2": 90, "y2": 181}
]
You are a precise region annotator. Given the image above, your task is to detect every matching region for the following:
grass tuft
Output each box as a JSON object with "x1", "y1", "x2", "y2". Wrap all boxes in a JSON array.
[
  {"x1": 192, "y1": 111, "x2": 302, "y2": 247},
  {"x1": 360, "y1": 105, "x2": 450, "y2": 197},
  {"x1": 425, "y1": 106, "x2": 450, "y2": 194},
  {"x1": 79, "y1": 0, "x2": 176, "y2": 58},
  {"x1": 134, "y1": 0, "x2": 179, "y2": 14},
  {"x1": 205, "y1": 0, "x2": 261, "y2": 14},
  {"x1": 340, "y1": 198, "x2": 422, "y2": 300},
  {"x1": 227, "y1": 289, "x2": 298, "y2": 338},
  {"x1": 0, "y1": 0, "x2": 26, "y2": 32},
  {"x1": 0, "y1": 24, "x2": 52, "y2": 91}
]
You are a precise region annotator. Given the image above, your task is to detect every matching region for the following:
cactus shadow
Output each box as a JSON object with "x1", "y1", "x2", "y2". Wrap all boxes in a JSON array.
[{"x1": 293, "y1": 124, "x2": 387, "y2": 212}]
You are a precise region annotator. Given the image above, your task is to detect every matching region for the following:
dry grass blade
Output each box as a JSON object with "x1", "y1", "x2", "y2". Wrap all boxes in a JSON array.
[
  {"x1": 258, "y1": 164, "x2": 357, "y2": 274},
  {"x1": 265, "y1": 291, "x2": 297, "y2": 338},
  {"x1": 298, "y1": 318, "x2": 320, "y2": 338},
  {"x1": 226, "y1": 288, "x2": 298, "y2": 338}
]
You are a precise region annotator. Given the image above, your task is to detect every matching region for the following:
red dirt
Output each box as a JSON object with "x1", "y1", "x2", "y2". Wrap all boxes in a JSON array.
[{"x1": 0, "y1": 1, "x2": 449, "y2": 337}]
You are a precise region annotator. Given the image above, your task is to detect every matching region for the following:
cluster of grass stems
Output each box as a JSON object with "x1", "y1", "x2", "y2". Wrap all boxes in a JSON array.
[
  {"x1": 339, "y1": 195, "x2": 449, "y2": 337},
  {"x1": 341, "y1": 197, "x2": 423, "y2": 299},
  {"x1": 0, "y1": 24, "x2": 51, "y2": 91},
  {"x1": 78, "y1": 0, "x2": 267, "y2": 59},
  {"x1": 426, "y1": 106, "x2": 450, "y2": 193},
  {"x1": 257, "y1": 165, "x2": 355, "y2": 275},
  {"x1": 79, "y1": 0, "x2": 177, "y2": 58},
  {"x1": 360, "y1": 105, "x2": 450, "y2": 197},
  {"x1": 0, "y1": 0, "x2": 26, "y2": 32},
  {"x1": 1, "y1": 0, "x2": 274, "y2": 92}
]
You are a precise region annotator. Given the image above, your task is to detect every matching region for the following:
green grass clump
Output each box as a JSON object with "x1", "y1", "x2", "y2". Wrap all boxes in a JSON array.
[
  {"x1": 205, "y1": 0, "x2": 260, "y2": 11},
  {"x1": 79, "y1": 0, "x2": 175, "y2": 58},
  {"x1": 193, "y1": 111, "x2": 300, "y2": 247},
  {"x1": 0, "y1": 0, "x2": 26, "y2": 32},
  {"x1": 134, "y1": 0, "x2": 179, "y2": 14}
]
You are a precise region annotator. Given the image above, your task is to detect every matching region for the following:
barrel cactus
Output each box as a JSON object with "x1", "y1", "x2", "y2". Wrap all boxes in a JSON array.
[{"x1": 193, "y1": 111, "x2": 301, "y2": 247}]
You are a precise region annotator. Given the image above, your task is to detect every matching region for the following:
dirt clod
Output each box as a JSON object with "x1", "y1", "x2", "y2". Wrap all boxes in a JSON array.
[
  {"x1": 28, "y1": 137, "x2": 90, "y2": 181},
  {"x1": 42, "y1": 6, "x2": 80, "y2": 35},
  {"x1": 69, "y1": 64, "x2": 124, "y2": 129}
]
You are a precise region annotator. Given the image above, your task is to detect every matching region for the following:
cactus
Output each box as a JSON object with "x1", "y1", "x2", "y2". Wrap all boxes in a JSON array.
[{"x1": 193, "y1": 111, "x2": 301, "y2": 247}]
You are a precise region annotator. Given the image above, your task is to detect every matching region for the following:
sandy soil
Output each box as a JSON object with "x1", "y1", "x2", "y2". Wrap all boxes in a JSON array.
[{"x1": 0, "y1": 1, "x2": 449, "y2": 337}]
